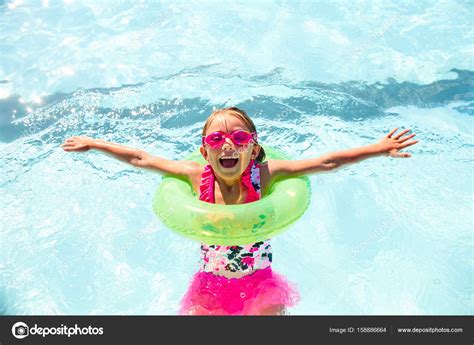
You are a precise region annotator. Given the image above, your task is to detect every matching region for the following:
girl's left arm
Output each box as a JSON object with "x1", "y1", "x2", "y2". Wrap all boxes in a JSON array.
[{"x1": 268, "y1": 128, "x2": 419, "y2": 177}]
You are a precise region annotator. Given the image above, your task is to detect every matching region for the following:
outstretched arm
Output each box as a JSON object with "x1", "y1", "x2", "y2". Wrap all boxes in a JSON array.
[
  {"x1": 61, "y1": 136, "x2": 202, "y2": 177},
  {"x1": 268, "y1": 128, "x2": 419, "y2": 177}
]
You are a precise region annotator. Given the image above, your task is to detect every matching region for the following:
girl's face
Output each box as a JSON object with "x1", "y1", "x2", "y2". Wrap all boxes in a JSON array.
[{"x1": 200, "y1": 114, "x2": 260, "y2": 181}]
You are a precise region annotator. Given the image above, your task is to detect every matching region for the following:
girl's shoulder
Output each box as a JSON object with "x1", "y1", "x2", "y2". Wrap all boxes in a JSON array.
[
  {"x1": 259, "y1": 159, "x2": 293, "y2": 196},
  {"x1": 182, "y1": 161, "x2": 205, "y2": 195}
]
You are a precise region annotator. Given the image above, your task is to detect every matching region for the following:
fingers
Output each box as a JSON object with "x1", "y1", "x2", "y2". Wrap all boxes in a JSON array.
[
  {"x1": 387, "y1": 128, "x2": 417, "y2": 142},
  {"x1": 386, "y1": 127, "x2": 398, "y2": 138},
  {"x1": 62, "y1": 136, "x2": 86, "y2": 151},
  {"x1": 65, "y1": 136, "x2": 81, "y2": 142},
  {"x1": 390, "y1": 151, "x2": 412, "y2": 158},
  {"x1": 63, "y1": 136, "x2": 82, "y2": 147},
  {"x1": 399, "y1": 140, "x2": 419, "y2": 149},
  {"x1": 62, "y1": 146, "x2": 84, "y2": 152},
  {"x1": 398, "y1": 133, "x2": 416, "y2": 143},
  {"x1": 61, "y1": 142, "x2": 80, "y2": 150},
  {"x1": 62, "y1": 144, "x2": 73, "y2": 151},
  {"x1": 393, "y1": 129, "x2": 410, "y2": 140}
]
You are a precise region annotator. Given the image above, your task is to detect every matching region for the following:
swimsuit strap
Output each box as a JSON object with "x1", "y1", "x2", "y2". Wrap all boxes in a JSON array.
[
  {"x1": 199, "y1": 164, "x2": 215, "y2": 203},
  {"x1": 242, "y1": 160, "x2": 260, "y2": 203},
  {"x1": 199, "y1": 160, "x2": 260, "y2": 204}
]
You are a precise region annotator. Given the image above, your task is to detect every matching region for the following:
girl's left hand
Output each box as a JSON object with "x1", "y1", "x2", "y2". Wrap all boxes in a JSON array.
[{"x1": 377, "y1": 128, "x2": 419, "y2": 158}]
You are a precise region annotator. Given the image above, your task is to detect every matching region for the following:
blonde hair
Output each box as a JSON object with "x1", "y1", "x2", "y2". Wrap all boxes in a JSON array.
[{"x1": 201, "y1": 107, "x2": 266, "y2": 162}]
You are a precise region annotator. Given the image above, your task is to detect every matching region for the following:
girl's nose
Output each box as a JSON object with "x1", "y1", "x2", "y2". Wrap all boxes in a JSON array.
[{"x1": 222, "y1": 138, "x2": 234, "y2": 150}]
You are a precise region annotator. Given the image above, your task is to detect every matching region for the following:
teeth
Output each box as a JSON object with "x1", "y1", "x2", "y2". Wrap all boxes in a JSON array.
[{"x1": 220, "y1": 156, "x2": 238, "y2": 159}]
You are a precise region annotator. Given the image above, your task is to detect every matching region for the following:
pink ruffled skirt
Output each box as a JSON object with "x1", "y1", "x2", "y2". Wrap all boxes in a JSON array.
[{"x1": 179, "y1": 267, "x2": 299, "y2": 315}]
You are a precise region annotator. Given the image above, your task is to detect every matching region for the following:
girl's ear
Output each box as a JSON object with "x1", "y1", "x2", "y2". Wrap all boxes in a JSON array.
[
  {"x1": 251, "y1": 144, "x2": 261, "y2": 159},
  {"x1": 200, "y1": 145, "x2": 209, "y2": 162}
]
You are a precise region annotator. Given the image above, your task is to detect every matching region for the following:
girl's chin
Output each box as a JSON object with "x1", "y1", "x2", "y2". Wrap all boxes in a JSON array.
[{"x1": 216, "y1": 165, "x2": 240, "y2": 175}]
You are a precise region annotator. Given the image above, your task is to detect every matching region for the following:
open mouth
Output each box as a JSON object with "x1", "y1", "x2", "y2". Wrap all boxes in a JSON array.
[{"x1": 219, "y1": 156, "x2": 239, "y2": 169}]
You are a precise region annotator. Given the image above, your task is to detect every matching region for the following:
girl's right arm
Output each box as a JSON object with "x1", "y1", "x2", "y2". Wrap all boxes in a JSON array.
[{"x1": 61, "y1": 136, "x2": 202, "y2": 177}]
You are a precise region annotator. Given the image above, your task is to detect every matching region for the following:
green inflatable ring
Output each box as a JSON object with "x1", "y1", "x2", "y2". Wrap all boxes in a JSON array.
[{"x1": 153, "y1": 147, "x2": 311, "y2": 245}]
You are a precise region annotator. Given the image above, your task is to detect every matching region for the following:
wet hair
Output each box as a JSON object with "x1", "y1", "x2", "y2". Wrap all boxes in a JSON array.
[{"x1": 201, "y1": 107, "x2": 266, "y2": 162}]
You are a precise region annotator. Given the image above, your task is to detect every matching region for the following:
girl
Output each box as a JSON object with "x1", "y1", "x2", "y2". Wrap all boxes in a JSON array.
[{"x1": 61, "y1": 107, "x2": 419, "y2": 315}]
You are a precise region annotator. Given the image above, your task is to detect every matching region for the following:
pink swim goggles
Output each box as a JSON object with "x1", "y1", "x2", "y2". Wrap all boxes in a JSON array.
[{"x1": 202, "y1": 130, "x2": 258, "y2": 148}]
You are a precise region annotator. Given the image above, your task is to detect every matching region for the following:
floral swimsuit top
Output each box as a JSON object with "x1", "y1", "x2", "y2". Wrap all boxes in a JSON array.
[{"x1": 199, "y1": 159, "x2": 272, "y2": 275}]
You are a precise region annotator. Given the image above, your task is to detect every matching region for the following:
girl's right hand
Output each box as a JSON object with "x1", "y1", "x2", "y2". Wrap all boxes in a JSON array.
[{"x1": 61, "y1": 136, "x2": 94, "y2": 152}]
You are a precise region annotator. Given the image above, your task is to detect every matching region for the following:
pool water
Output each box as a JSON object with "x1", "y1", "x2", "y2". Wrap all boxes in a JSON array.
[{"x1": 0, "y1": 1, "x2": 472, "y2": 315}]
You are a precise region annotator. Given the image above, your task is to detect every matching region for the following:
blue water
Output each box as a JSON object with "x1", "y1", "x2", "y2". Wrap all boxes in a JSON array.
[{"x1": 0, "y1": 1, "x2": 473, "y2": 315}]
